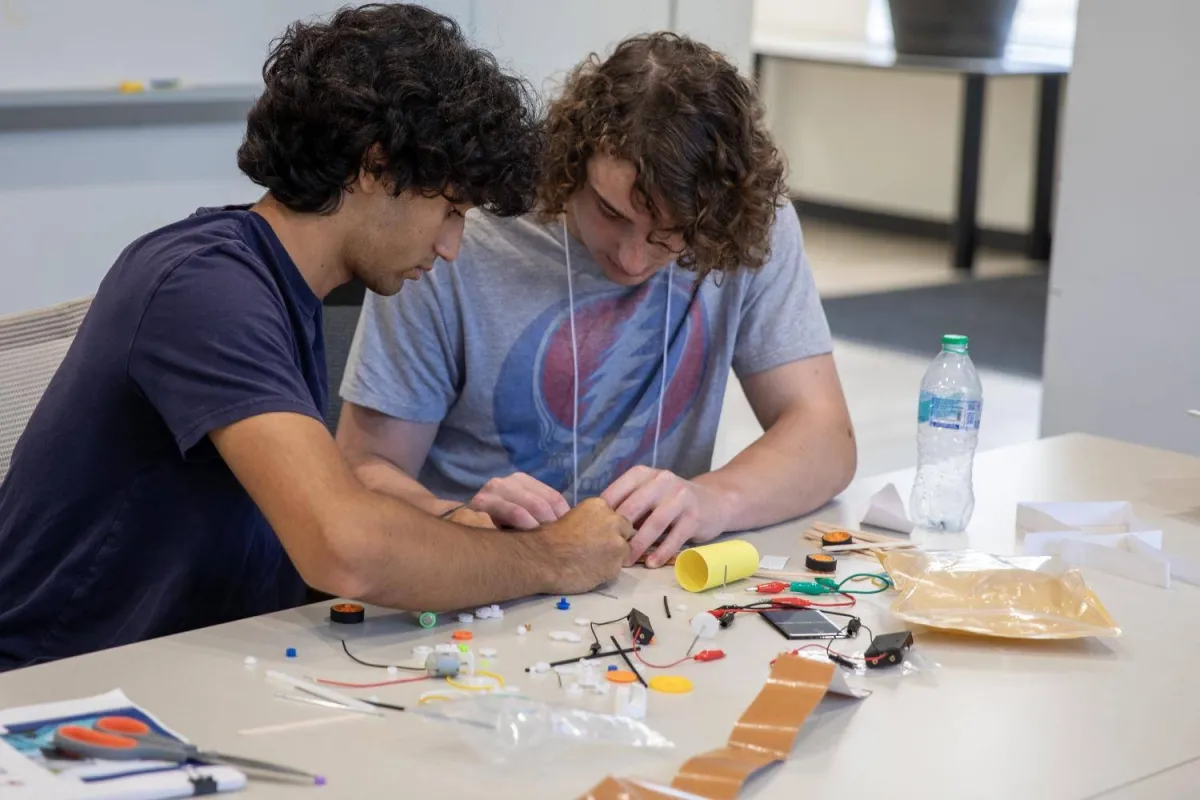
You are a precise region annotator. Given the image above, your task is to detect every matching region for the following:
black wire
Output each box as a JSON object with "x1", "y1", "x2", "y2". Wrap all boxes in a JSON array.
[
  {"x1": 825, "y1": 622, "x2": 873, "y2": 662},
  {"x1": 341, "y1": 639, "x2": 426, "y2": 671},
  {"x1": 589, "y1": 613, "x2": 632, "y2": 652}
]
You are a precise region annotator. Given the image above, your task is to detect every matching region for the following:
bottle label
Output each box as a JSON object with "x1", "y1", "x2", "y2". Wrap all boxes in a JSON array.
[{"x1": 918, "y1": 392, "x2": 982, "y2": 430}]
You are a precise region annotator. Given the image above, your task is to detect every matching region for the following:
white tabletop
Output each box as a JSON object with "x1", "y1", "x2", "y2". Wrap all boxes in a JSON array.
[{"x1": 3, "y1": 433, "x2": 1199, "y2": 799}]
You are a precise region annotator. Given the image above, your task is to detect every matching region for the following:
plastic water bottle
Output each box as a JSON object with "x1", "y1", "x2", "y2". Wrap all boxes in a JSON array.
[{"x1": 910, "y1": 334, "x2": 983, "y2": 532}]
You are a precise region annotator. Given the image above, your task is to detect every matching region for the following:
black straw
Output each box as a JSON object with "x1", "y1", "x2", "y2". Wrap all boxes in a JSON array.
[
  {"x1": 663, "y1": 595, "x2": 672, "y2": 619},
  {"x1": 611, "y1": 635, "x2": 647, "y2": 687}
]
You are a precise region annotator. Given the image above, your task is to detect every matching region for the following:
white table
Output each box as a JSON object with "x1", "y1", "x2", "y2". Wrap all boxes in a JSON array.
[{"x1": 3, "y1": 433, "x2": 1200, "y2": 799}]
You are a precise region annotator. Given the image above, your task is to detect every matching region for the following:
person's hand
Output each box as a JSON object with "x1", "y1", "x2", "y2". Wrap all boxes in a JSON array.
[
  {"x1": 445, "y1": 505, "x2": 497, "y2": 529},
  {"x1": 535, "y1": 498, "x2": 634, "y2": 594},
  {"x1": 467, "y1": 472, "x2": 570, "y2": 530},
  {"x1": 601, "y1": 466, "x2": 729, "y2": 568}
]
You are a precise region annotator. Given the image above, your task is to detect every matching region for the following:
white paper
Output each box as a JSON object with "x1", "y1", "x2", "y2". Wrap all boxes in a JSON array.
[
  {"x1": 1023, "y1": 529, "x2": 1163, "y2": 557},
  {"x1": 1059, "y1": 539, "x2": 1171, "y2": 588},
  {"x1": 1016, "y1": 501, "x2": 1155, "y2": 537},
  {"x1": 860, "y1": 483, "x2": 914, "y2": 534},
  {"x1": 0, "y1": 690, "x2": 245, "y2": 799},
  {"x1": 758, "y1": 555, "x2": 789, "y2": 571}
]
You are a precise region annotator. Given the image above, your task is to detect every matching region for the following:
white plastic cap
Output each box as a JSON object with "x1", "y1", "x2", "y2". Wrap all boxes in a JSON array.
[
  {"x1": 386, "y1": 665, "x2": 399, "y2": 676},
  {"x1": 243, "y1": 656, "x2": 257, "y2": 667},
  {"x1": 479, "y1": 647, "x2": 498, "y2": 658},
  {"x1": 457, "y1": 613, "x2": 474, "y2": 624},
  {"x1": 532, "y1": 661, "x2": 550, "y2": 674}
]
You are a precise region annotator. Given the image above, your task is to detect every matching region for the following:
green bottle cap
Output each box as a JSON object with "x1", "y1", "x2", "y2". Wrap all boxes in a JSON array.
[{"x1": 942, "y1": 334, "x2": 969, "y2": 352}]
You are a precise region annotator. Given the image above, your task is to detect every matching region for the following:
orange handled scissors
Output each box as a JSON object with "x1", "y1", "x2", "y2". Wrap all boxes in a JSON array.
[{"x1": 53, "y1": 716, "x2": 321, "y2": 782}]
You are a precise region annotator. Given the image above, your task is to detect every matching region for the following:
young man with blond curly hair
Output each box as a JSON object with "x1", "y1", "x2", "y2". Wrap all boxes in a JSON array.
[{"x1": 337, "y1": 33, "x2": 856, "y2": 566}]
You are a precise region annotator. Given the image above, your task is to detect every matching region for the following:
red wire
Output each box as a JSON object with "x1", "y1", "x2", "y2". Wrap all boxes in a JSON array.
[
  {"x1": 316, "y1": 675, "x2": 431, "y2": 688},
  {"x1": 628, "y1": 628, "x2": 694, "y2": 669}
]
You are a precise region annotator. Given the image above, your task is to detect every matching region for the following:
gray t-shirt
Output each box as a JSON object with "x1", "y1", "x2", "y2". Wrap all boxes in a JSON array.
[{"x1": 340, "y1": 202, "x2": 833, "y2": 502}]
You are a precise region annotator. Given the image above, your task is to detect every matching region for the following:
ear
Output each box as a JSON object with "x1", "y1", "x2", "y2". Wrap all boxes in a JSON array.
[{"x1": 356, "y1": 143, "x2": 389, "y2": 196}]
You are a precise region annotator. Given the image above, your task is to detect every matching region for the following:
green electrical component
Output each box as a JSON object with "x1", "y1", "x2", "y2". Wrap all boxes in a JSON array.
[
  {"x1": 789, "y1": 581, "x2": 828, "y2": 595},
  {"x1": 418, "y1": 611, "x2": 437, "y2": 628}
]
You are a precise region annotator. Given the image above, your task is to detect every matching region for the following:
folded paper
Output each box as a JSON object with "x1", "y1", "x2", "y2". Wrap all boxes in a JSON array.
[
  {"x1": 861, "y1": 483, "x2": 914, "y2": 534},
  {"x1": 1016, "y1": 501, "x2": 1200, "y2": 588}
]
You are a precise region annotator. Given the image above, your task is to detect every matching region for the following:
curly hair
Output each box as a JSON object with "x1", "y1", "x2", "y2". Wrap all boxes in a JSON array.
[
  {"x1": 538, "y1": 33, "x2": 787, "y2": 276},
  {"x1": 238, "y1": 4, "x2": 542, "y2": 216}
]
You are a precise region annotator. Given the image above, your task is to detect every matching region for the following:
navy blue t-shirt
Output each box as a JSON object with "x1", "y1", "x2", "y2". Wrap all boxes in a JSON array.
[{"x1": 0, "y1": 206, "x2": 327, "y2": 671}]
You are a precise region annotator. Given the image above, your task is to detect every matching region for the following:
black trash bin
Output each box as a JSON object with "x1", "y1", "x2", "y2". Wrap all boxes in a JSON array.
[{"x1": 887, "y1": 0, "x2": 1019, "y2": 59}]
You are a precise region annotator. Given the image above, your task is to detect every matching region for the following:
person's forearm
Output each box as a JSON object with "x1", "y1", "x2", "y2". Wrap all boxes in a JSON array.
[
  {"x1": 695, "y1": 408, "x2": 857, "y2": 532},
  {"x1": 323, "y1": 486, "x2": 548, "y2": 610},
  {"x1": 350, "y1": 455, "x2": 459, "y2": 517}
]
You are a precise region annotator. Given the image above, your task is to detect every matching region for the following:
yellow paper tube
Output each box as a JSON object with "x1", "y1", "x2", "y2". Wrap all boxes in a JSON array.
[{"x1": 674, "y1": 540, "x2": 760, "y2": 592}]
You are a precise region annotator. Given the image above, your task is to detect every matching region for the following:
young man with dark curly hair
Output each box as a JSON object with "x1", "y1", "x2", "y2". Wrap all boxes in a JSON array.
[
  {"x1": 337, "y1": 33, "x2": 857, "y2": 567},
  {"x1": 0, "y1": 5, "x2": 633, "y2": 672}
]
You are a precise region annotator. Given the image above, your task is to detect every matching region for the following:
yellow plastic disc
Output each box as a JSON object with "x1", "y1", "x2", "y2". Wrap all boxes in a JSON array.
[
  {"x1": 605, "y1": 670, "x2": 639, "y2": 684},
  {"x1": 648, "y1": 675, "x2": 694, "y2": 694}
]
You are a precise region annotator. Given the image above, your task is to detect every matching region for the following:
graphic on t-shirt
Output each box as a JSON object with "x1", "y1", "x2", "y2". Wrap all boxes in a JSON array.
[{"x1": 494, "y1": 278, "x2": 709, "y2": 496}]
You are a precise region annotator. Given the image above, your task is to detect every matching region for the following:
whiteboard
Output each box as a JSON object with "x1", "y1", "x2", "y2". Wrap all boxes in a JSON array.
[{"x1": 0, "y1": 0, "x2": 471, "y2": 91}]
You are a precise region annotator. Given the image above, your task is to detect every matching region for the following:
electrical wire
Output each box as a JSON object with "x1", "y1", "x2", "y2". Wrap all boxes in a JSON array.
[
  {"x1": 836, "y1": 573, "x2": 892, "y2": 595},
  {"x1": 627, "y1": 627, "x2": 694, "y2": 669},
  {"x1": 340, "y1": 639, "x2": 426, "y2": 671},
  {"x1": 589, "y1": 613, "x2": 632, "y2": 653},
  {"x1": 316, "y1": 675, "x2": 431, "y2": 689}
]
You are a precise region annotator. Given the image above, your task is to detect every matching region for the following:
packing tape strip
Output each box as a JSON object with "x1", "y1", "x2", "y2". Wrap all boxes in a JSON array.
[{"x1": 581, "y1": 654, "x2": 835, "y2": 800}]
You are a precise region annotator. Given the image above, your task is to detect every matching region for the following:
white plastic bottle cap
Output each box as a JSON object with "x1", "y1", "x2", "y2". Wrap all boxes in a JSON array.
[
  {"x1": 457, "y1": 613, "x2": 474, "y2": 624},
  {"x1": 386, "y1": 665, "x2": 399, "y2": 676},
  {"x1": 412, "y1": 645, "x2": 433, "y2": 659},
  {"x1": 516, "y1": 625, "x2": 528, "y2": 636},
  {"x1": 243, "y1": 656, "x2": 257, "y2": 667},
  {"x1": 479, "y1": 647, "x2": 498, "y2": 658},
  {"x1": 532, "y1": 661, "x2": 550, "y2": 674}
]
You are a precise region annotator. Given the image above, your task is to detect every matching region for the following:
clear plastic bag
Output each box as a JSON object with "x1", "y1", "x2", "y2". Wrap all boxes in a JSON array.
[
  {"x1": 878, "y1": 550, "x2": 1121, "y2": 639},
  {"x1": 409, "y1": 694, "x2": 674, "y2": 762}
]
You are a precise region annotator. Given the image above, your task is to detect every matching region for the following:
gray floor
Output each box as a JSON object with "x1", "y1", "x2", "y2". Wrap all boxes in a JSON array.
[{"x1": 713, "y1": 221, "x2": 1043, "y2": 479}]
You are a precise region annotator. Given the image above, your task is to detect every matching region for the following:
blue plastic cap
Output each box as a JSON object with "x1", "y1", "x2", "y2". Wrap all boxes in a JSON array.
[
  {"x1": 607, "y1": 665, "x2": 618, "y2": 671},
  {"x1": 285, "y1": 647, "x2": 297, "y2": 658},
  {"x1": 555, "y1": 597, "x2": 570, "y2": 610}
]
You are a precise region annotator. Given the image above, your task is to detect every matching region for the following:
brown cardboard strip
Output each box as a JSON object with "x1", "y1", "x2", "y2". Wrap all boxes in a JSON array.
[{"x1": 580, "y1": 655, "x2": 835, "y2": 800}]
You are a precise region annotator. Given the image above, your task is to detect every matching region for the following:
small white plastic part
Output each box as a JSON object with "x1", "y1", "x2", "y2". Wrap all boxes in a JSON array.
[
  {"x1": 492, "y1": 608, "x2": 504, "y2": 619},
  {"x1": 474, "y1": 607, "x2": 492, "y2": 620},
  {"x1": 549, "y1": 630, "x2": 583, "y2": 643},
  {"x1": 567, "y1": 684, "x2": 584, "y2": 698},
  {"x1": 243, "y1": 656, "x2": 257, "y2": 668},
  {"x1": 574, "y1": 617, "x2": 591, "y2": 627},
  {"x1": 516, "y1": 625, "x2": 528, "y2": 636},
  {"x1": 435, "y1": 643, "x2": 457, "y2": 654},
  {"x1": 532, "y1": 661, "x2": 551, "y2": 674},
  {"x1": 490, "y1": 604, "x2": 501, "y2": 613},
  {"x1": 690, "y1": 612, "x2": 720, "y2": 640},
  {"x1": 676, "y1": 604, "x2": 688, "y2": 612},
  {"x1": 479, "y1": 647, "x2": 498, "y2": 658},
  {"x1": 457, "y1": 613, "x2": 474, "y2": 624},
  {"x1": 386, "y1": 665, "x2": 399, "y2": 677},
  {"x1": 614, "y1": 684, "x2": 647, "y2": 719},
  {"x1": 412, "y1": 645, "x2": 433, "y2": 659},
  {"x1": 578, "y1": 661, "x2": 598, "y2": 687},
  {"x1": 593, "y1": 683, "x2": 610, "y2": 696}
]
